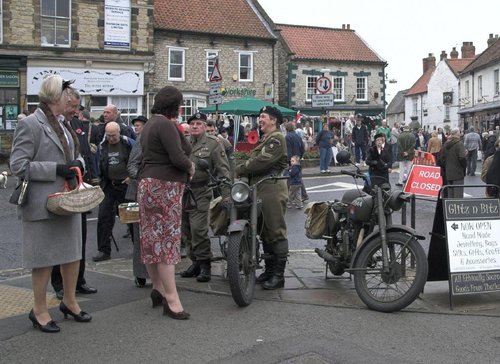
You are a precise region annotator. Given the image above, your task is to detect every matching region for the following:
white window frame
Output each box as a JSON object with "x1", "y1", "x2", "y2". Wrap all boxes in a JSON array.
[
  {"x1": 40, "y1": 0, "x2": 71, "y2": 47},
  {"x1": 238, "y1": 52, "x2": 253, "y2": 82},
  {"x1": 478, "y1": 75, "x2": 483, "y2": 100},
  {"x1": 109, "y1": 96, "x2": 142, "y2": 125},
  {"x1": 181, "y1": 96, "x2": 207, "y2": 122},
  {"x1": 168, "y1": 47, "x2": 185, "y2": 81},
  {"x1": 356, "y1": 77, "x2": 367, "y2": 101},
  {"x1": 0, "y1": 1, "x2": 3, "y2": 44},
  {"x1": 412, "y1": 97, "x2": 418, "y2": 117},
  {"x1": 465, "y1": 80, "x2": 470, "y2": 99},
  {"x1": 494, "y1": 69, "x2": 499, "y2": 96},
  {"x1": 306, "y1": 76, "x2": 318, "y2": 102},
  {"x1": 333, "y1": 76, "x2": 344, "y2": 101},
  {"x1": 206, "y1": 50, "x2": 219, "y2": 81}
]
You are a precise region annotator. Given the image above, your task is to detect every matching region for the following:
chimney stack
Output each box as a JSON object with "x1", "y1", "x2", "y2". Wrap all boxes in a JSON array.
[
  {"x1": 440, "y1": 50, "x2": 447, "y2": 61},
  {"x1": 461, "y1": 42, "x2": 476, "y2": 58},
  {"x1": 423, "y1": 53, "x2": 436, "y2": 73},
  {"x1": 450, "y1": 47, "x2": 459, "y2": 59},
  {"x1": 488, "y1": 33, "x2": 499, "y2": 47}
]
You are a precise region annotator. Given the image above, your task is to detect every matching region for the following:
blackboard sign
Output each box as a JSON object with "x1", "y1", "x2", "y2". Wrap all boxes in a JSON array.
[{"x1": 444, "y1": 198, "x2": 500, "y2": 307}]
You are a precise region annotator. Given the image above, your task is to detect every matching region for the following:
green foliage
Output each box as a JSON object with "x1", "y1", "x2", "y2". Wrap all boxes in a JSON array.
[
  {"x1": 234, "y1": 151, "x2": 250, "y2": 160},
  {"x1": 303, "y1": 150, "x2": 320, "y2": 159}
]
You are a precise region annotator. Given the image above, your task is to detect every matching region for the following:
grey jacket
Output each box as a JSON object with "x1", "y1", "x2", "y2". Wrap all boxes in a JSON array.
[
  {"x1": 10, "y1": 108, "x2": 80, "y2": 221},
  {"x1": 125, "y1": 139, "x2": 142, "y2": 201}
]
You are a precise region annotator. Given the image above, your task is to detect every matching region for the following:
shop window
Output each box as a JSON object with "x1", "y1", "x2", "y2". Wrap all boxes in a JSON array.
[
  {"x1": 41, "y1": 0, "x2": 71, "y2": 47},
  {"x1": 110, "y1": 96, "x2": 140, "y2": 125}
]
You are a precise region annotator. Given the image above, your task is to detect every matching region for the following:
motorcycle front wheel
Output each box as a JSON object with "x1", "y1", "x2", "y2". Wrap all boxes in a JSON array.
[
  {"x1": 227, "y1": 228, "x2": 256, "y2": 307},
  {"x1": 353, "y1": 232, "x2": 428, "y2": 313}
]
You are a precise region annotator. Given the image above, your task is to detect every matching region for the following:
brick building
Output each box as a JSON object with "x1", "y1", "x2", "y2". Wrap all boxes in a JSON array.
[
  {"x1": 152, "y1": 0, "x2": 278, "y2": 121},
  {"x1": 276, "y1": 23, "x2": 387, "y2": 130},
  {"x1": 0, "y1": 0, "x2": 155, "y2": 151}
]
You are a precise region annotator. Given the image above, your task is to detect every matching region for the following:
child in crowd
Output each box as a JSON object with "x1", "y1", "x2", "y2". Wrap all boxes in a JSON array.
[{"x1": 287, "y1": 155, "x2": 304, "y2": 209}]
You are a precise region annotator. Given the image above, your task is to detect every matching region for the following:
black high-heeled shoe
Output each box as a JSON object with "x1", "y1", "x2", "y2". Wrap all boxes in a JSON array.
[
  {"x1": 162, "y1": 298, "x2": 190, "y2": 320},
  {"x1": 59, "y1": 302, "x2": 92, "y2": 322},
  {"x1": 150, "y1": 289, "x2": 163, "y2": 308},
  {"x1": 28, "y1": 309, "x2": 60, "y2": 333}
]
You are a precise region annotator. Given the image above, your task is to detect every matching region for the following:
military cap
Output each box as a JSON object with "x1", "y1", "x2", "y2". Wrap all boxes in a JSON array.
[
  {"x1": 187, "y1": 112, "x2": 208, "y2": 123},
  {"x1": 259, "y1": 106, "x2": 283, "y2": 124},
  {"x1": 131, "y1": 115, "x2": 148, "y2": 124}
]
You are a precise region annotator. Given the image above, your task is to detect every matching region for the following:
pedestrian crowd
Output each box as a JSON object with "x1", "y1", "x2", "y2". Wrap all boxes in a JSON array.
[{"x1": 8, "y1": 75, "x2": 500, "y2": 332}]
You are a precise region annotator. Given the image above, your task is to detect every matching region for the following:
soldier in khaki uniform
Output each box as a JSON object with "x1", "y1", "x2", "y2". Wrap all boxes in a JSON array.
[
  {"x1": 180, "y1": 113, "x2": 230, "y2": 282},
  {"x1": 206, "y1": 119, "x2": 235, "y2": 182},
  {"x1": 235, "y1": 106, "x2": 289, "y2": 290}
]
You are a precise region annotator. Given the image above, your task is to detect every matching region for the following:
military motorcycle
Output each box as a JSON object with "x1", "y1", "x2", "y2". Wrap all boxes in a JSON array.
[
  {"x1": 198, "y1": 159, "x2": 288, "y2": 307},
  {"x1": 313, "y1": 151, "x2": 428, "y2": 312}
]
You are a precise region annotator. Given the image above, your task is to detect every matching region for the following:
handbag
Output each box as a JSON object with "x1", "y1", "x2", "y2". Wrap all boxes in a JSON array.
[
  {"x1": 182, "y1": 183, "x2": 197, "y2": 212},
  {"x1": 47, "y1": 167, "x2": 105, "y2": 215},
  {"x1": 9, "y1": 165, "x2": 30, "y2": 206}
]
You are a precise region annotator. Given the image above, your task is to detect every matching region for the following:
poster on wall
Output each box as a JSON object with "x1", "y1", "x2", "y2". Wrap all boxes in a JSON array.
[
  {"x1": 27, "y1": 67, "x2": 144, "y2": 96},
  {"x1": 104, "y1": 0, "x2": 131, "y2": 50}
]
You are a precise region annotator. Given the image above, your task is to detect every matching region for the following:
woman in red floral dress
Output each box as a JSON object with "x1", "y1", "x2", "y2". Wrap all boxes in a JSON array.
[{"x1": 137, "y1": 86, "x2": 194, "y2": 319}]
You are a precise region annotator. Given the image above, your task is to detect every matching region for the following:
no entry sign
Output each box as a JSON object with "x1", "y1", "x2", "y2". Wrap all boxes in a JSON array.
[{"x1": 404, "y1": 165, "x2": 442, "y2": 197}]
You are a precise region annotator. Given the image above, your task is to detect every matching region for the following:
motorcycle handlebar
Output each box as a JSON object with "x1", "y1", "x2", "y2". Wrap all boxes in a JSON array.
[{"x1": 341, "y1": 170, "x2": 366, "y2": 180}]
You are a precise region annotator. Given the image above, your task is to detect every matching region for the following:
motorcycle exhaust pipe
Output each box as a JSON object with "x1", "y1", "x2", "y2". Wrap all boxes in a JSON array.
[{"x1": 315, "y1": 248, "x2": 337, "y2": 263}]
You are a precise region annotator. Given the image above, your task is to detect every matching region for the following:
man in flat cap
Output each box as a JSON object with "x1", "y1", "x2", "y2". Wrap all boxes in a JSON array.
[
  {"x1": 235, "y1": 106, "x2": 289, "y2": 290},
  {"x1": 180, "y1": 112, "x2": 231, "y2": 282}
]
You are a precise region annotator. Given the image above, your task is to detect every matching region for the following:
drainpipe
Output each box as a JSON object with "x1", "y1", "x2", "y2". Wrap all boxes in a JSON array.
[
  {"x1": 287, "y1": 62, "x2": 293, "y2": 109},
  {"x1": 382, "y1": 63, "x2": 387, "y2": 118},
  {"x1": 272, "y1": 42, "x2": 275, "y2": 104}
]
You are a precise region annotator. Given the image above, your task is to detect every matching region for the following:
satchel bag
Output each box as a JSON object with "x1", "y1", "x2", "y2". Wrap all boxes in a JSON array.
[
  {"x1": 304, "y1": 201, "x2": 330, "y2": 239},
  {"x1": 47, "y1": 167, "x2": 105, "y2": 215},
  {"x1": 182, "y1": 183, "x2": 198, "y2": 212},
  {"x1": 9, "y1": 165, "x2": 30, "y2": 206}
]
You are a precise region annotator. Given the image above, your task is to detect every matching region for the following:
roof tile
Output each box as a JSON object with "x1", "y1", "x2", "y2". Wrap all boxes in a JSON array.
[
  {"x1": 462, "y1": 38, "x2": 500, "y2": 73},
  {"x1": 276, "y1": 24, "x2": 384, "y2": 63},
  {"x1": 154, "y1": 0, "x2": 275, "y2": 39},
  {"x1": 406, "y1": 67, "x2": 435, "y2": 96}
]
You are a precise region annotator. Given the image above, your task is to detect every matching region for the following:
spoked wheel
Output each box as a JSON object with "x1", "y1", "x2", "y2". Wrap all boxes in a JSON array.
[
  {"x1": 353, "y1": 232, "x2": 428, "y2": 313},
  {"x1": 227, "y1": 228, "x2": 255, "y2": 307}
]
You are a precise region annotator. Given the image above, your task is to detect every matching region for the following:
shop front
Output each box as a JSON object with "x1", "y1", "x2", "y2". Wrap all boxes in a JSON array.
[
  {"x1": 0, "y1": 69, "x2": 22, "y2": 154},
  {"x1": 26, "y1": 63, "x2": 145, "y2": 124}
]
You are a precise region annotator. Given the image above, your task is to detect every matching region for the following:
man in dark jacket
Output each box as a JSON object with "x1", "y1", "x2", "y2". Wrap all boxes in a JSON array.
[
  {"x1": 93, "y1": 122, "x2": 135, "y2": 261},
  {"x1": 285, "y1": 123, "x2": 308, "y2": 201},
  {"x1": 440, "y1": 128, "x2": 466, "y2": 198},
  {"x1": 351, "y1": 115, "x2": 369, "y2": 165}
]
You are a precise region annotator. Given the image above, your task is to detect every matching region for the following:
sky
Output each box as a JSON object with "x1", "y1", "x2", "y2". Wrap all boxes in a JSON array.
[{"x1": 258, "y1": 0, "x2": 499, "y2": 104}]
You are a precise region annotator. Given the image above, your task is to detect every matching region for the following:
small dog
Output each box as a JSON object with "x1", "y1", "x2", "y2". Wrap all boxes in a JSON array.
[{"x1": 0, "y1": 171, "x2": 8, "y2": 188}]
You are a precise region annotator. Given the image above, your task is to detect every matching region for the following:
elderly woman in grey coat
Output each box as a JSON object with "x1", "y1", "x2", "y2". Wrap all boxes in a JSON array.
[{"x1": 10, "y1": 75, "x2": 92, "y2": 333}]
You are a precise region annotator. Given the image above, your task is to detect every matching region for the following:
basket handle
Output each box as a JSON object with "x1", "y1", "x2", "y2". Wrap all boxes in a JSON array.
[{"x1": 64, "y1": 166, "x2": 84, "y2": 191}]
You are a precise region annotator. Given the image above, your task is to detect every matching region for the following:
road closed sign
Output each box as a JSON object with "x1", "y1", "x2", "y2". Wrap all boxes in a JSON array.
[{"x1": 404, "y1": 165, "x2": 442, "y2": 197}]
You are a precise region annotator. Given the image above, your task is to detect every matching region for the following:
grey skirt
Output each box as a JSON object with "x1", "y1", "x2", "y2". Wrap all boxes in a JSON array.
[{"x1": 22, "y1": 214, "x2": 82, "y2": 269}]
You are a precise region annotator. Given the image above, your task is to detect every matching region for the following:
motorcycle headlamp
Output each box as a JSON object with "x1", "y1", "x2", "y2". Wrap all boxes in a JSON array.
[
  {"x1": 231, "y1": 181, "x2": 250, "y2": 203},
  {"x1": 387, "y1": 190, "x2": 406, "y2": 211}
]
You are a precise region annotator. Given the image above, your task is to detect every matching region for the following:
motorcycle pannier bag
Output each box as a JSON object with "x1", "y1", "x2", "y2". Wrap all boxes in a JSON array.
[
  {"x1": 209, "y1": 196, "x2": 228, "y2": 236},
  {"x1": 304, "y1": 202, "x2": 330, "y2": 239}
]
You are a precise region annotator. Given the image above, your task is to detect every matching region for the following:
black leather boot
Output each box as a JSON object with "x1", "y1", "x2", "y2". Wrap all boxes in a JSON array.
[
  {"x1": 180, "y1": 262, "x2": 200, "y2": 278},
  {"x1": 256, "y1": 259, "x2": 275, "y2": 284},
  {"x1": 196, "y1": 260, "x2": 211, "y2": 282},
  {"x1": 262, "y1": 256, "x2": 287, "y2": 290}
]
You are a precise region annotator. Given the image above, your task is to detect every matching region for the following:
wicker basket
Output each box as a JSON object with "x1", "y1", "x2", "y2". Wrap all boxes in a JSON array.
[
  {"x1": 118, "y1": 202, "x2": 140, "y2": 224},
  {"x1": 47, "y1": 167, "x2": 105, "y2": 216}
]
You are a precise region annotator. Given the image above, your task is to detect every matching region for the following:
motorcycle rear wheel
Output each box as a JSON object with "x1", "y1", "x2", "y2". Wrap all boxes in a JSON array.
[
  {"x1": 227, "y1": 228, "x2": 256, "y2": 307},
  {"x1": 353, "y1": 232, "x2": 428, "y2": 313}
]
